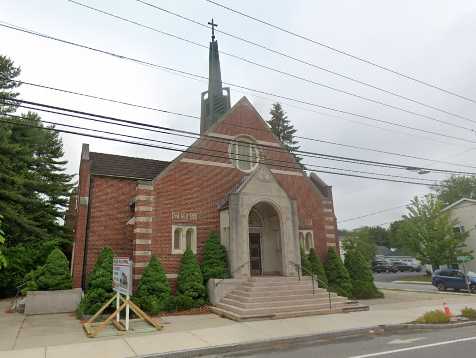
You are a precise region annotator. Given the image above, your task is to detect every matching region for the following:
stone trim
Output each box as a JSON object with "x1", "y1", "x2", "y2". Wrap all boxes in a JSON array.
[
  {"x1": 327, "y1": 242, "x2": 337, "y2": 247},
  {"x1": 135, "y1": 216, "x2": 153, "y2": 222},
  {"x1": 137, "y1": 184, "x2": 153, "y2": 190},
  {"x1": 134, "y1": 262, "x2": 148, "y2": 268},
  {"x1": 134, "y1": 251, "x2": 151, "y2": 256},
  {"x1": 79, "y1": 197, "x2": 89, "y2": 206},
  {"x1": 270, "y1": 169, "x2": 303, "y2": 176},
  {"x1": 135, "y1": 239, "x2": 152, "y2": 244},
  {"x1": 135, "y1": 206, "x2": 153, "y2": 212},
  {"x1": 208, "y1": 132, "x2": 281, "y2": 148},
  {"x1": 326, "y1": 233, "x2": 336, "y2": 239},
  {"x1": 166, "y1": 274, "x2": 178, "y2": 279},
  {"x1": 134, "y1": 274, "x2": 142, "y2": 280},
  {"x1": 127, "y1": 217, "x2": 135, "y2": 225},
  {"x1": 135, "y1": 195, "x2": 154, "y2": 202},
  {"x1": 323, "y1": 208, "x2": 333, "y2": 213},
  {"x1": 181, "y1": 158, "x2": 234, "y2": 168},
  {"x1": 325, "y1": 225, "x2": 335, "y2": 231},
  {"x1": 325, "y1": 216, "x2": 335, "y2": 222},
  {"x1": 134, "y1": 228, "x2": 152, "y2": 234}
]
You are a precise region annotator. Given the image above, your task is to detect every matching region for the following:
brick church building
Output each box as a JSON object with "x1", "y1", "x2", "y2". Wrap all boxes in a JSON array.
[{"x1": 70, "y1": 32, "x2": 340, "y2": 294}]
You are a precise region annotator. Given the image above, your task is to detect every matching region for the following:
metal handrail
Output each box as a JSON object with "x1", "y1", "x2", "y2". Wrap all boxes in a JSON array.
[
  {"x1": 215, "y1": 260, "x2": 250, "y2": 287},
  {"x1": 290, "y1": 261, "x2": 332, "y2": 311}
]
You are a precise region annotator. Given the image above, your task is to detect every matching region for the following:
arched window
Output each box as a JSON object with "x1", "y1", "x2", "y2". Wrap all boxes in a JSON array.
[
  {"x1": 299, "y1": 230, "x2": 314, "y2": 254},
  {"x1": 248, "y1": 209, "x2": 264, "y2": 228},
  {"x1": 172, "y1": 225, "x2": 197, "y2": 254},
  {"x1": 230, "y1": 136, "x2": 259, "y2": 172},
  {"x1": 299, "y1": 232, "x2": 305, "y2": 249},
  {"x1": 186, "y1": 228, "x2": 194, "y2": 250},
  {"x1": 305, "y1": 232, "x2": 313, "y2": 251},
  {"x1": 173, "y1": 228, "x2": 182, "y2": 251}
]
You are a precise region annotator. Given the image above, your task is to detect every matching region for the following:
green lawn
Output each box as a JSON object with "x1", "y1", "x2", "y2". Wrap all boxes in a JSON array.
[{"x1": 397, "y1": 275, "x2": 432, "y2": 282}]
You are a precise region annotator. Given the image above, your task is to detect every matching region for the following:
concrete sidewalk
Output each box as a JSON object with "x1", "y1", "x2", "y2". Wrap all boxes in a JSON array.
[{"x1": 2, "y1": 290, "x2": 476, "y2": 358}]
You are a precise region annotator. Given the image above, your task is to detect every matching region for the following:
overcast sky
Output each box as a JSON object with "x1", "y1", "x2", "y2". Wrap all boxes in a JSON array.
[{"x1": 2, "y1": 0, "x2": 476, "y2": 230}]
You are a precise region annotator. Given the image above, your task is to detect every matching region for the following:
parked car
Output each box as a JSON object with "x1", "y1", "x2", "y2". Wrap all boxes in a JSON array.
[
  {"x1": 431, "y1": 269, "x2": 476, "y2": 293},
  {"x1": 372, "y1": 260, "x2": 398, "y2": 273},
  {"x1": 393, "y1": 262, "x2": 418, "y2": 272}
]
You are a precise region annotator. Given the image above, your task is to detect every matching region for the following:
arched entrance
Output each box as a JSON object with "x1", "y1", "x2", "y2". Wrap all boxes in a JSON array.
[{"x1": 248, "y1": 202, "x2": 282, "y2": 276}]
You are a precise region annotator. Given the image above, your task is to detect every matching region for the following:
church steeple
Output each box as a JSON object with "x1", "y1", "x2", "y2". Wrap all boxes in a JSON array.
[{"x1": 201, "y1": 19, "x2": 231, "y2": 133}]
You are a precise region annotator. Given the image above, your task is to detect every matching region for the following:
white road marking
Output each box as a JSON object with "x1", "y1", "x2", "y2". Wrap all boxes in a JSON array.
[
  {"x1": 388, "y1": 337, "x2": 426, "y2": 345},
  {"x1": 349, "y1": 336, "x2": 476, "y2": 358}
]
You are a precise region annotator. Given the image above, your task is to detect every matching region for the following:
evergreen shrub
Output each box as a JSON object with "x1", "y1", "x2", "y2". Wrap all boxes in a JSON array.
[
  {"x1": 344, "y1": 248, "x2": 383, "y2": 299},
  {"x1": 201, "y1": 232, "x2": 229, "y2": 284},
  {"x1": 300, "y1": 247, "x2": 312, "y2": 276},
  {"x1": 308, "y1": 248, "x2": 328, "y2": 288},
  {"x1": 133, "y1": 256, "x2": 172, "y2": 315},
  {"x1": 176, "y1": 248, "x2": 206, "y2": 309},
  {"x1": 324, "y1": 248, "x2": 352, "y2": 298},
  {"x1": 78, "y1": 247, "x2": 114, "y2": 316},
  {"x1": 22, "y1": 248, "x2": 72, "y2": 293}
]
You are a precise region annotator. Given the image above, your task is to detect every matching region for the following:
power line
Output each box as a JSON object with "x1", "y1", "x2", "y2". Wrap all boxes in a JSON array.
[
  {"x1": 11, "y1": 77, "x2": 476, "y2": 170},
  {"x1": 2, "y1": 112, "x2": 442, "y2": 183},
  {"x1": 3, "y1": 21, "x2": 476, "y2": 147},
  {"x1": 7, "y1": 97, "x2": 476, "y2": 176},
  {"x1": 204, "y1": 0, "x2": 476, "y2": 105},
  {"x1": 68, "y1": 0, "x2": 476, "y2": 133},
  {"x1": 0, "y1": 115, "x2": 444, "y2": 187},
  {"x1": 135, "y1": 0, "x2": 476, "y2": 127},
  {"x1": 337, "y1": 205, "x2": 407, "y2": 223}
]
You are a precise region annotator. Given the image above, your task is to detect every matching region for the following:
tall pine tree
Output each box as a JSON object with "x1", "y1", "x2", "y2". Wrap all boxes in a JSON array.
[
  {"x1": 0, "y1": 55, "x2": 73, "y2": 296},
  {"x1": 267, "y1": 102, "x2": 303, "y2": 167}
]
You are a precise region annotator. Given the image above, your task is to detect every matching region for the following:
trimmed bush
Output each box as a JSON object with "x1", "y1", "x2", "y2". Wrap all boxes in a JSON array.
[
  {"x1": 201, "y1": 232, "x2": 229, "y2": 284},
  {"x1": 22, "y1": 248, "x2": 72, "y2": 293},
  {"x1": 176, "y1": 248, "x2": 206, "y2": 309},
  {"x1": 78, "y1": 247, "x2": 114, "y2": 315},
  {"x1": 308, "y1": 248, "x2": 328, "y2": 288},
  {"x1": 344, "y1": 248, "x2": 383, "y2": 299},
  {"x1": 416, "y1": 309, "x2": 450, "y2": 324},
  {"x1": 461, "y1": 307, "x2": 476, "y2": 319},
  {"x1": 300, "y1": 247, "x2": 312, "y2": 276},
  {"x1": 133, "y1": 256, "x2": 172, "y2": 315},
  {"x1": 324, "y1": 248, "x2": 352, "y2": 298}
]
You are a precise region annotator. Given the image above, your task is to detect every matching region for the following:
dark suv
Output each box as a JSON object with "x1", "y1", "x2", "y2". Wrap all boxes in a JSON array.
[
  {"x1": 432, "y1": 269, "x2": 476, "y2": 293},
  {"x1": 372, "y1": 260, "x2": 398, "y2": 273}
]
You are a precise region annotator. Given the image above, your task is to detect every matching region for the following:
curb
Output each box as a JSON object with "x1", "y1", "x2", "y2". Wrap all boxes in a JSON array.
[
  {"x1": 135, "y1": 326, "x2": 384, "y2": 358},
  {"x1": 392, "y1": 280, "x2": 432, "y2": 285},
  {"x1": 379, "y1": 287, "x2": 469, "y2": 296},
  {"x1": 133, "y1": 321, "x2": 476, "y2": 357}
]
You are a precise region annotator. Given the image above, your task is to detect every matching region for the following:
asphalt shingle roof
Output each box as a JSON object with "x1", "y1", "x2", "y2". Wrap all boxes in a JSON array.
[{"x1": 89, "y1": 152, "x2": 169, "y2": 180}]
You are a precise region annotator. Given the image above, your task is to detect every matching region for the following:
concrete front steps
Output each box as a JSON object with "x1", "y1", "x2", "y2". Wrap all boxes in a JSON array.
[{"x1": 210, "y1": 276, "x2": 368, "y2": 321}]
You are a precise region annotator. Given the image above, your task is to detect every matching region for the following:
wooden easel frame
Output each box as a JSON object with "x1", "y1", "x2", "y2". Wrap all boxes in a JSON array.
[{"x1": 82, "y1": 292, "x2": 162, "y2": 337}]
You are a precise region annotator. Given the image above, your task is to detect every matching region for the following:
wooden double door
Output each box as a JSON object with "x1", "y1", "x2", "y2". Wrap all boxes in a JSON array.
[{"x1": 249, "y1": 233, "x2": 262, "y2": 276}]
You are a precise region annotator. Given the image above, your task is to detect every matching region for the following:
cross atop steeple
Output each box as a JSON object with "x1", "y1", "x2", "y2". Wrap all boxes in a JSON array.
[
  {"x1": 208, "y1": 18, "x2": 218, "y2": 41},
  {"x1": 200, "y1": 19, "x2": 231, "y2": 133}
]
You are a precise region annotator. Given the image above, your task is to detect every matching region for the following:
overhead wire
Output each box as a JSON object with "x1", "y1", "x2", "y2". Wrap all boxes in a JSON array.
[
  {"x1": 134, "y1": 0, "x2": 476, "y2": 126},
  {"x1": 0, "y1": 114, "x2": 444, "y2": 186},
  {"x1": 203, "y1": 0, "x2": 476, "y2": 105},
  {"x1": 2, "y1": 21, "x2": 476, "y2": 146},
  {"x1": 67, "y1": 0, "x2": 476, "y2": 133}
]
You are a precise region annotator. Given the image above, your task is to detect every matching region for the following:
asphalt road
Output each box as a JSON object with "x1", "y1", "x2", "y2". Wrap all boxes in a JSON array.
[{"x1": 227, "y1": 325, "x2": 476, "y2": 358}]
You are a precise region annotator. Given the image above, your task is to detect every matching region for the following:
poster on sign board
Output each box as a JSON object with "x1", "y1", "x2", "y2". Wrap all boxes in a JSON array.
[{"x1": 113, "y1": 257, "x2": 132, "y2": 295}]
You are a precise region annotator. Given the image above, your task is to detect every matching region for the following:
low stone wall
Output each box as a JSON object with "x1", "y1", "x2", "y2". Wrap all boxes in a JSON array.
[
  {"x1": 208, "y1": 278, "x2": 246, "y2": 305},
  {"x1": 24, "y1": 288, "x2": 83, "y2": 315}
]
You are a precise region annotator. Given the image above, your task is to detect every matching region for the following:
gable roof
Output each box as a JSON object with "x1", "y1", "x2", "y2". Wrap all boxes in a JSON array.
[
  {"x1": 442, "y1": 198, "x2": 476, "y2": 212},
  {"x1": 89, "y1": 152, "x2": 169, "y2": 180}
]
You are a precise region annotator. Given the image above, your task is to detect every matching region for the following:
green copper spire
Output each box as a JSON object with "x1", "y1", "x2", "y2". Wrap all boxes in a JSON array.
[{"x1": 201, "y1": 19, "x2": 230, "y2": 133}]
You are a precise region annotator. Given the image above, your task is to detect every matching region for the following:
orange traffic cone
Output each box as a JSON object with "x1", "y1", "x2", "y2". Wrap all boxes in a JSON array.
[{"x1": 443, "y1": 302, "x2": 452, "y2": 317}]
